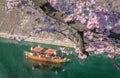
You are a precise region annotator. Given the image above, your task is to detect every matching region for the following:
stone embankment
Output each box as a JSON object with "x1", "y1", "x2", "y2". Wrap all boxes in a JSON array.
[{"x1": 0, "y1": 2, "x2": 74, "y2": 47}]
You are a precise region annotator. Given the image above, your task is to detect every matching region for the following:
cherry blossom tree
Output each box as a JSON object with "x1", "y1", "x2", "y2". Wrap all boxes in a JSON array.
[
  {"x1": 5, "y1": 0, "x2": 120, "y2": 59},
  {"x1": 31, "y1": 0, "x2": 120, "y2": 59}
]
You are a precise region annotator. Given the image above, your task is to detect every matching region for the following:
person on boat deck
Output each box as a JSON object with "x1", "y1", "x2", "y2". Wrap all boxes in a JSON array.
[
  {"x1": 41, "y1": 54, "x2": 45, "y2": 58},
  {"x1": 33, "y1": 52, "x2": 37, "y2": 56},
  {"x1": 61, "y1": 54, "x2": 64, "y2": 58},
  {"x1": 39, "y1": 52, "x2": 43, "y2": 55},
  {"x1": 51, "y1": 54, "x2": 55, "y2": 57},
  {"x1": 54, "y1": 55, "x2": 60, "y2": 59},
  {"x1": 45, "y1": 54, "x2": 51, "y2": 58}
]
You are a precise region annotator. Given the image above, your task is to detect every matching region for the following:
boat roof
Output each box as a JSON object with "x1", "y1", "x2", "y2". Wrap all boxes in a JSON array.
[
  {"x1": 32, "y1": 46, "x2": 44, "y2": 52},
  {"x1": 45, "y1": 49, "x2": 57, "y2": 55}
]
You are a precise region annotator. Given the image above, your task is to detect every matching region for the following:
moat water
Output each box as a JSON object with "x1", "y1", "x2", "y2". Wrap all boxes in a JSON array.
[{"x1": 0, "y1": 38, "x2": 120, "y2": 78}]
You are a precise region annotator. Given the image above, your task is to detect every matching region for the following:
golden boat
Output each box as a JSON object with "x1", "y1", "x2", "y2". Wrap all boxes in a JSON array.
[{"x1": 25, "y1": 51, "x2": 71, "y2": 64}]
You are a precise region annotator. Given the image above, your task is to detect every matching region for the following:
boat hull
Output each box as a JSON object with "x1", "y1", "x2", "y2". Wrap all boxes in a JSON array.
[{"x1": 25, "y1": 51, "x2": 70, "y2": 64}]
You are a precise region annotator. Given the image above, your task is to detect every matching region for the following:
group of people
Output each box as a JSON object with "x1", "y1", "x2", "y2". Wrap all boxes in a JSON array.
[
  {"x1": 33, "y1": 51, "x2": 62, "y2": 60},
  {"x1": 32, "y1": 46, "x2": 61, "y2": 59}
]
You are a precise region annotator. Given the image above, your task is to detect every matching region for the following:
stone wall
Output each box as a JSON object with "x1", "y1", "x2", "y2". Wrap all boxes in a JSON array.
[{"x1": 0, "y1": 0, "x2": 74, "y2": 47}]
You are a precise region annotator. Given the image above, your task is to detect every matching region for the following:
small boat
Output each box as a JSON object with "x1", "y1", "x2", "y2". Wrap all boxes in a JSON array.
[{"x1": 25, "y1": 51, "x2": 71, "y2": 64}]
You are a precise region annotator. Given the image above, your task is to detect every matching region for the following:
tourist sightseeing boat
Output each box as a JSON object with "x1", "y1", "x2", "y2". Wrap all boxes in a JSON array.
[{"x1": 25, "y1": 46, "x2": 71, "y2": 64}]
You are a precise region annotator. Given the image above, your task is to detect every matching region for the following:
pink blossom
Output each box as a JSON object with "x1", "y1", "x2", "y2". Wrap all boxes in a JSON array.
[
  {"x1": 60, "y1": 47, "x2": 66, "y2": 53},
  {"x1": 94, "y1": 48, "x2": 105, "y2": 54},
  {"x1": 87, "y1": 12, "x2": 99, "y2": 29},
  {"x1": 6, "y1": 1, "x2": 14, "y2": 10},
  {"x1": 74, "y1": 45, "x2": 82, "y2": 54},
  {"x1": 75, "y1": 47, "x2": 81, "y2": 53},
  {"x1": 64, "y1": 14, "x2": 74, "y2": 22},
  {"x1": 107, "y1": 53, "x2": 115, "y2": 59},
  {"x1": 76, "y1": 14, "x2": 86, "y2": 24},
  {"x1": 92, "y1": 41, "x2": 107, "y2": 54},
  {"x1": 84, "y1": 31, "x2": 93, "y2": 40},
  {"x1": 85, "y1": 44, "x2": 95, "y2": 52},
  {"x1": 49, "y1": 0, "x2": 57, "y2": 7},
  {"x1": 76, "y1": 1, "x2": 84, "y2": 9},
  {"x1": 78, "y1": 53, "x2": 87, "y2": 59},
  {"x1": 74, "y1": 8, "x2": 81, "y2": 14},
  {"x1": 94, "y1": 6, "x2": 109, "y2": 15},
  {"x1": 112, "y1": 23, "x2": 120, "y2": 34},
  {"x1": 89, "y1": 0, "x2": 97, "y2": 5},
  {"x1": 85, "y1": 1, "x2": 91, "y2": 7},
  {"x1": 105, "y1": 46, "x2": 115, "y2": 54},
  {"x1": 85, "y1": 0, "x2": 96, "y2": 6},
  {"x1": 73, "y1": 1, "x2": 85, "y2": 14}
]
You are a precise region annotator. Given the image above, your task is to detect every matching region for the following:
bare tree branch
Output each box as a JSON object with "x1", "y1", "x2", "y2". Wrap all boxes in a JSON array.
[
  {"x1": 31, "y1": 0, "x2": 89, "y2": 53},
  {"x1": 32, "y1": 0, "x2": 89, "y2": 32}
]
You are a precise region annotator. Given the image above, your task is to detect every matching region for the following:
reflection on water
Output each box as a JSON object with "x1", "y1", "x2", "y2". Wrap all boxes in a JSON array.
[
  {"x1": 113, "y1": 63, "x2": 120, "y2": 70},
  {"x1": 28, "y1": 60, "x2": 70, "y2": 75},
  {"x1": 111, "y1": 55, "x2": 120, "y2": 70}
]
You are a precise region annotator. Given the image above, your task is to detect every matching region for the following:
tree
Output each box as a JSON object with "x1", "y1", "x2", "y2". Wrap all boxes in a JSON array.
[
  {"x1": 5, "y1": 0, "x2": 120, "y2": 59},
  {"x1": 32, "y1": 0, "x2": 120, "y2": 59}
]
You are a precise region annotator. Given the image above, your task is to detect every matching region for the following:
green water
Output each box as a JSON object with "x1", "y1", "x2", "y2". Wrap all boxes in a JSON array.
[{"x1": 0, "y1": 38, "x2": 120, "y2": 78}]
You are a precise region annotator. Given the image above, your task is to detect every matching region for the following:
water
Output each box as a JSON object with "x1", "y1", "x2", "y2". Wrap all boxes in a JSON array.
[{"x1": 0, "y1": 38, "x2": 120, "y2": 78}]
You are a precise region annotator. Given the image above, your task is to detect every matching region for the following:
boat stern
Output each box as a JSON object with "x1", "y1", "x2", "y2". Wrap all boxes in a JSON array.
[{"x1": 63, "y1": 58, "x2": 71, "y2": 62}]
